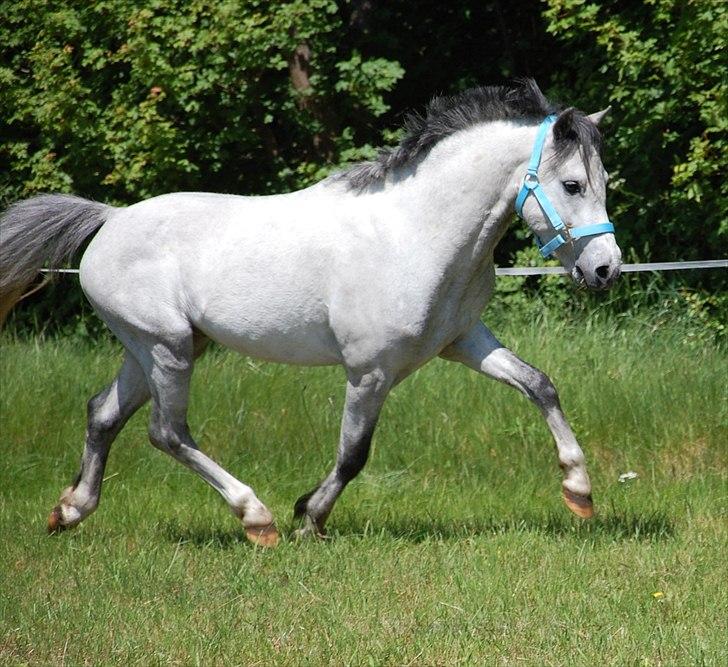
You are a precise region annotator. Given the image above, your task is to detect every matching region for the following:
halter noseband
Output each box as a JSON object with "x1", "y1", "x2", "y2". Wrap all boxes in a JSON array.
[{"x1": 515, "y1": 114, "x2": 615, "y2": 258}]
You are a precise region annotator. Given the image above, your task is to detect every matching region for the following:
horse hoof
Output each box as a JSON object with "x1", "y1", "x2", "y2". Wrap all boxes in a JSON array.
[
  {"x1": 47, "y1": 506, "x2": 67, "y2": 534},
  {"x1": 292, "y1": 526, "x2": 328, "y2": 541},
  {"x1": 245, "y1": 523, "x2": 280, "y2": 548},
  {"x1": 563, "y1": 488, "x2": 594, "y2": 519}
]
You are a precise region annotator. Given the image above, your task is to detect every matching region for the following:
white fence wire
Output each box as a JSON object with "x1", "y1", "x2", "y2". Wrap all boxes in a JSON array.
[
  {"x1": 494, "y1": 259, "x2": 728, "y2": 276},
  {"x1": 41, "y1": 259, "x2": 728, "y2": 278}
]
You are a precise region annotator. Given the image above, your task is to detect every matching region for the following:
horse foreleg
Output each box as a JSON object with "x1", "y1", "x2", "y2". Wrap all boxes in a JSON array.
[
  {"x1": 48, "y1": 353, "x2": 150, "y2": 532},
  {"x1": 293, "y1": 368, "x2": 391, "y2": 538},
  {"x1": 441, "y1": 321, "x2": 594, "y2": 518}
]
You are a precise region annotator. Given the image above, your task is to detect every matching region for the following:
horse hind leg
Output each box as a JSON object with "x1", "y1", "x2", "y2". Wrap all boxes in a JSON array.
[
  {"x1": 132, "y1": 327, "x2": 279, "y2": 547},
  {"x1": 48, "y1": 353, "x2": 150, "y2": 532}
]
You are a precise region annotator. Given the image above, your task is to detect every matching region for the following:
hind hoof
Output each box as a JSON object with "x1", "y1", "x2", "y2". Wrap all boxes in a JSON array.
[
  {"x1": 245, "y1": 523, "x2": 280, "y2": 548},
  {"x1": 563, "y1": 488, "x2": 594, "y2": 519},
  {"x1": 47, "y1": 506, "x2": 67, "y2": 534}
]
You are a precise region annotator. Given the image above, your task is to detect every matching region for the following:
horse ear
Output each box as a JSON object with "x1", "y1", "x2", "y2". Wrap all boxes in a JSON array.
[
  {"x1": 587, "y1": 106, "x2": 611, "y2": 126},
  {"x1": 553, "y1": 107, "x2": 577, "y2": 141}
]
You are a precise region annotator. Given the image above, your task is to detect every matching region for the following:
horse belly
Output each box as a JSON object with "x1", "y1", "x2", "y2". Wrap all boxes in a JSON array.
[{"x1": 194, "y1": 300, "x2": 341, "y2": 366}]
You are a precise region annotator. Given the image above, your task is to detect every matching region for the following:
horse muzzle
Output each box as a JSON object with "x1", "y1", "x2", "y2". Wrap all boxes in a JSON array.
[{"x1": 573, "y1": 256, "x2": 621, "y2": 290}]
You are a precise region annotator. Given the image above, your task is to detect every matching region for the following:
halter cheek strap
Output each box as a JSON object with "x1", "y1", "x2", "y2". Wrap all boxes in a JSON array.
[{"x1": 515, "y1": 114, "x2": 615, "y2": 258}]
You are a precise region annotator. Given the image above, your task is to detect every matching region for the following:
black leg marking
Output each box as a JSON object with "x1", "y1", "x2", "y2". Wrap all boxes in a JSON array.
[{"x1": 293, "y1": 486, "x2": 319, "y2": 519}]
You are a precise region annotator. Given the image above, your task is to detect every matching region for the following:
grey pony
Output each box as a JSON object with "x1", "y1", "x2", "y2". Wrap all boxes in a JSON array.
[{"x1": 0, "y1": 81, "x2": 621, "y2": 545}]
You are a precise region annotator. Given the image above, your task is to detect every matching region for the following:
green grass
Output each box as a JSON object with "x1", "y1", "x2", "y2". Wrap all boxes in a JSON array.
[{"x1": 1, "y1": 314, "x2": 726, "y2": 665}]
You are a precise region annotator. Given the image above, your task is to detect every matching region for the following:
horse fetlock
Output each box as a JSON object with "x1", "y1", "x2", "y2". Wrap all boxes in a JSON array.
[
  {"x1": 293, "y1": 487, "x2": 317, "y2": 519},
  {"x1": 234, "y1": 496, "x2": 274, "y2": 529},
  {"x1": 562, "y1": 466, "x2": 591, "y2": 497},
  {"x1": 47, "y1": 501, "x2": 88, "y2": 532}
]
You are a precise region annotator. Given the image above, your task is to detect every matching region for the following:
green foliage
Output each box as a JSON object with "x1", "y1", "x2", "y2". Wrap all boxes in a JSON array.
[
  {"x1": 335, "y1": 52, "x2": 404, "y2": 117},
  {"x1": 493, "y1": 246, "x2": 572, "y2": 317},
  {"x1": 1, "y1": 0, "x2": 725, "y2": 335},
  {"x1": 0, "y1": 0, "x2": 403, "y2": 203},
  {"x1": 492, "y1": 257, "x2": 728, "y2": 346},
  {"x1": 543, "y1": 0, "x2": 727, "y2": 266}
]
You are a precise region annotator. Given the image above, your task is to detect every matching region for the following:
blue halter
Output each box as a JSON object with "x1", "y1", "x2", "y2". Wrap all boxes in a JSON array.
[{"x1": 515, "y1": 114, "x2": 615, "y2": 258}]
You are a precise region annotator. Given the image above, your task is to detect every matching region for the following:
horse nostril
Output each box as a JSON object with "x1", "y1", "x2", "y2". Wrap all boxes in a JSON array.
[{"x1": 595, "y1": 264, "x2": 610, "y2": 281}]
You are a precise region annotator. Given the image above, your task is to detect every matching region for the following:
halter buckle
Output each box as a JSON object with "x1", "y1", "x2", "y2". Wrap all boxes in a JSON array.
[{"x1": 523, "y1": 172, "x2": 539, "y2": 190}]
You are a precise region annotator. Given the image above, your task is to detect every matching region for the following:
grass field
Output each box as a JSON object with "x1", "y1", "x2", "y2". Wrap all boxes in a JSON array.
[{"x1": 1, "y1": 312, "x2": 726, "y2": 665}]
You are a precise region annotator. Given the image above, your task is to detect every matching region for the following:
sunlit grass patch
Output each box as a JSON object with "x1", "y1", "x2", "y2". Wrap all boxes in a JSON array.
[{"x1": 1, "y1": 315, "x2": 726, "y2": 665}]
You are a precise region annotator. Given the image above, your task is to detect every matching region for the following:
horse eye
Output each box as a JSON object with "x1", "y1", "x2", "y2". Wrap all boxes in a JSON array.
[{"x1": 562, "y1": 181, "x2": 581, "y2": 195}]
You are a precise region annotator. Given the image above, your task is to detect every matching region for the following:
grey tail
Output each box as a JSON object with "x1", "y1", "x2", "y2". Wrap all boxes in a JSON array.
[{"x1": 0, "y1": 193, "x2": 113, "y2": 325}]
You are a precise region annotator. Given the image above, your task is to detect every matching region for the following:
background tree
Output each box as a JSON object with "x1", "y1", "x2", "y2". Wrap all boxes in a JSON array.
[
  {"x1": 1, "y1": 0, "x2": 725, "y2": 334},
  {"x1": 544, "y1": 0, "x2": 727, "y2": 267}
]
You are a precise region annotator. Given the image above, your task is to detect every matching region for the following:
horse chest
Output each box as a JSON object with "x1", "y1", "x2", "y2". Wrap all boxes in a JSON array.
[{"x1": 335, "y1": 265, "x2": 493, "y2": 372}]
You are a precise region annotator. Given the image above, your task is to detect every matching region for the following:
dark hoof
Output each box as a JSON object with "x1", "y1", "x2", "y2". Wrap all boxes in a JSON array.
[
  {"x1": 47, "y1": 506, "x2": 67, "y2": 534},
  {"x1": 562, "y1": 488, "x2": 594, "y2": 519}
]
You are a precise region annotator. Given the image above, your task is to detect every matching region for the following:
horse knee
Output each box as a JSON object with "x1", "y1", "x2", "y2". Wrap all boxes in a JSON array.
[
  {"x1": 148, "y1": 420, "x2": 171, "y2": 452},
  {"x1": 527, "y1": 370, "x2": 560, "y2": 409}
]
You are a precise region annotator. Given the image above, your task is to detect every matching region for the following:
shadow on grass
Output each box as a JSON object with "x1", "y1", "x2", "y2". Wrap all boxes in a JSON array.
[
  {"x1": 162, "y1": 510, "x2": 674, "y2": 549},
  {"x1": 162, "y1": 521, "x2": 249, "y2": 548},
  {"x1": 340, "y1": 510, "x2": 676, "y2": 543}
]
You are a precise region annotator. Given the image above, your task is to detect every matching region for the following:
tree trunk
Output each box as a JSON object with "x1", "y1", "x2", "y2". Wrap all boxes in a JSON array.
[{"x1": 288, "y1": 40, "x2": 336, "y2": 160}]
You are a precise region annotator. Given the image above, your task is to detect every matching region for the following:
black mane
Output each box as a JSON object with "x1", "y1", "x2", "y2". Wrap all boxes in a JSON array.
[{"x1": 339, "y1": 79, "x2": 601, "y2": 189}]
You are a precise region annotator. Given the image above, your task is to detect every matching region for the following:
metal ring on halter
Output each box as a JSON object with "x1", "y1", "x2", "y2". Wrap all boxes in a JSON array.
[{"x1": 523, "y1": 172, "x2": 539, "y2": 189}]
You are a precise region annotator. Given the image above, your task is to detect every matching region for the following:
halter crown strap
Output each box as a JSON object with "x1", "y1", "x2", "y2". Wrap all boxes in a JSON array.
[
  {"x1": 526, "y1": 114, "x2": 556, "y2": 176},
  {"x1": 515, "y1": 115, "x2": 615, "y2": 258}
]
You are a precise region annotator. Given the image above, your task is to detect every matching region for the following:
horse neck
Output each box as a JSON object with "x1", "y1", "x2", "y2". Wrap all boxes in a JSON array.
[{"x1": 388, "y1": 121, "x2": 534, "y2": 268}]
